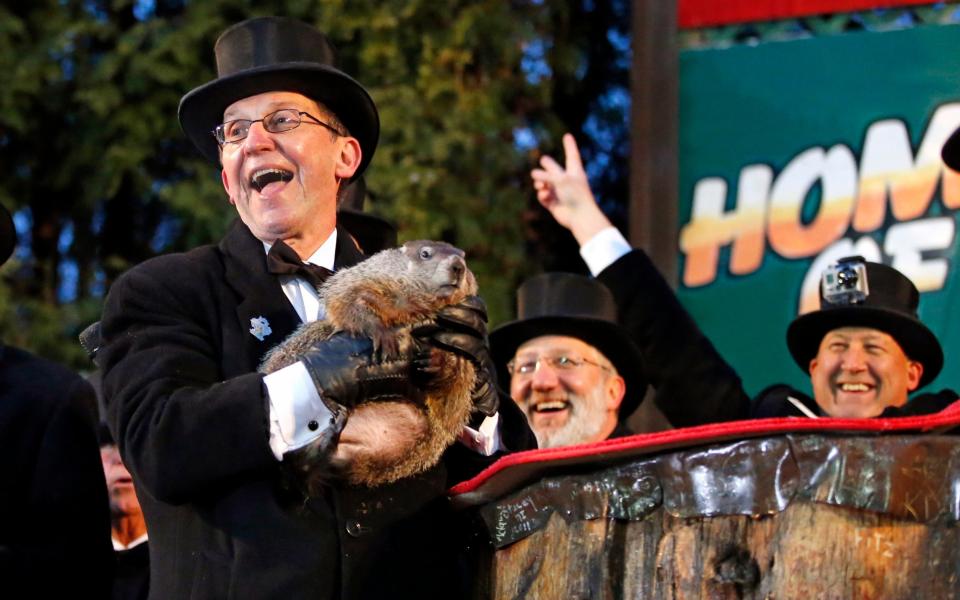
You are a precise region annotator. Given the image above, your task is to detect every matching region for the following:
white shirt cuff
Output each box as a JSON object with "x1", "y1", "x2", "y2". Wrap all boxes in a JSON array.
[
  {"x1": 580, "y1": 226, "x2": 631, "y2": 276},
  {"x1": 457, "y1": 412, "x2": 503, "y2": 456},
  {"x1": 264, "y1": 361, "x2": 336, "y2": 460}
]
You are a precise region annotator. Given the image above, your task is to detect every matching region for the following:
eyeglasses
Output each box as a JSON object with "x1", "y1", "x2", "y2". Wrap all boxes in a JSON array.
[
  {"x1": 213, "y1": 109, "x2": 343, "y2": 145},
  {"x1": 506, "y1": 354, "x2": 610, "y2": 378}
]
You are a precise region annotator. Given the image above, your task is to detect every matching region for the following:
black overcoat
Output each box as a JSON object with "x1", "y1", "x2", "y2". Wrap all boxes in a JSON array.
[
  {"x1": 0, "y1": 345, "x2": 114, "y2": 597},
  {"x1": 597, "y1": 249, "x2": 752, "y2": 426},
  {"x1": 99, "y1": 220, "x2": 533, "y2": 600}
]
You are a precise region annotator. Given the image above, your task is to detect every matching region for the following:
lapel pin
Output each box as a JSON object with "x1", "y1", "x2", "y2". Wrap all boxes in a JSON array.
[{"x1": 249, "y1": 316, "x2": 272, "y2": 341}]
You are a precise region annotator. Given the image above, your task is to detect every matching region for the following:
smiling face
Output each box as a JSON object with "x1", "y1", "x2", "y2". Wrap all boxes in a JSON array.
[
  {"x1": 219, "y1": 91, "x2": 361, "y2": 257},
  {"x1": 808, "y1": 326, "x2": 923, "y2": 418},
  {"x1": 509, "y1": 335, "x2": 625, "y2": 448},
  {"x1": 100, "y1": 444, "x2": 142, "y2": 518}
]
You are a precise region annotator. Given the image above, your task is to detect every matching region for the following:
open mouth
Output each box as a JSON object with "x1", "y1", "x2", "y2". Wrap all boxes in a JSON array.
[
  {"x1": 836, "y1": 382, "x2": 874, "y2": 395},
  {"x1": 250, "y1": 168, "x2": 293, "y2": 192},
  {"x1": 531, "y1": 400, "x2": 571, "y2": 414}
]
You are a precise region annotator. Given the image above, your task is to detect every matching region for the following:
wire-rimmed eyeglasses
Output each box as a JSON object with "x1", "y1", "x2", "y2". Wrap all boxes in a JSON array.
[
  {"x1": 213, "y1": 108, "x2": 343, "y2": 145},
  {"x1": 506, "y1": 354, "x2": 610, "y2": 378}
]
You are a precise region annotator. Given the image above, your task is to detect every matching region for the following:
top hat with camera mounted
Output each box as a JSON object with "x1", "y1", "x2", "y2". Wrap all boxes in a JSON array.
[{"x1": 786, "y1": 256, "x2": 942, "y2": 388}]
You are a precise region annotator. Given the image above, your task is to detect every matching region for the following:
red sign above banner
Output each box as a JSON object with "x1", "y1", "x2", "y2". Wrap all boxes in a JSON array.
[{"x1": 679, "y1": 0, "x2": 937, "y2": 29}]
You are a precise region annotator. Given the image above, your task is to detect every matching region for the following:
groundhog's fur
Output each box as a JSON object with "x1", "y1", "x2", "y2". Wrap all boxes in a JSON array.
[{"x1": 259, "y1": 240, "x2": 478, "y2": 487}]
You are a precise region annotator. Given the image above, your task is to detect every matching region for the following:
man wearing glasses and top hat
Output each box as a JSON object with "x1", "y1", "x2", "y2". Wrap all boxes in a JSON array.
[
  {"x1": 98, "y1": 16, "x2": 533, "y2": 599},
  {"x1": 491, "y1": 272, "x2": 654, "y2": 447},
  {"x1": 491, "y1": 135, "x2": 752, "y2": 447}
]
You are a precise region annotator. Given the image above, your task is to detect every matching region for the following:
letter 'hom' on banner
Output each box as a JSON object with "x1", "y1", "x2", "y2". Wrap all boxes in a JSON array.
[{"x1": 678, "y1": 21, "x2": 960, "y2": 397}]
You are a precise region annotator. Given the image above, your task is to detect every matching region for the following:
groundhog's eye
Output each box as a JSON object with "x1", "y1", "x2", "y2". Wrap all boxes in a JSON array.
[{"x1": 419, "y1": 247, "x2": 433, "y2": 260}]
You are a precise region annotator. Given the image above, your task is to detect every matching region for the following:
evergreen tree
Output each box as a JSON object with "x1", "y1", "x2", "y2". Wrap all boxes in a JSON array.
[{"x1": 0, "y1": 0, "x2": 629, "y2": 369}]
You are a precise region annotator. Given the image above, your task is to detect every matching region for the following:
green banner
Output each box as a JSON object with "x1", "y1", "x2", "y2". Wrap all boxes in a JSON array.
[{"x1": 678, "y1": 23, "x2": 960, "y2": 398}]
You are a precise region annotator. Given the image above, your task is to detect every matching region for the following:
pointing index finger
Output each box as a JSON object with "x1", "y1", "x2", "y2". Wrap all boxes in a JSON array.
[{"x1": 562, "y1": 133, "x2": 586, "y2": 175}]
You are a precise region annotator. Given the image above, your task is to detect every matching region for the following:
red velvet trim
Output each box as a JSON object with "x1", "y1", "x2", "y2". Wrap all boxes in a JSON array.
[
  {"x1": 449, "y1": 399, "x2": 960, "y2": 500},
  {"x1": 679, "y1": 0, "x2": 937, "y2": 29}
]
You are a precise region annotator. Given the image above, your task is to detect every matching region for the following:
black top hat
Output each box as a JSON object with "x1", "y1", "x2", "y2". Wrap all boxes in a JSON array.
[
  {"x1": 337, "y1": 177, "x2": 397, "y2": 254},
  {"x1": 0, "y1": 204, "x2": 15, "y2": 267},
  {"x1": 787, "y1": 258, "x2": 943, "y2": 388},
  {"x1": 178, "y1": 16, "x2": 379, "y2": 179},
  {"x1": 490, "y1": 273, "x2": 647, "y2": 417},
  {"x1": 943, "y1": 127, "x2": 960, "y2": 171}
]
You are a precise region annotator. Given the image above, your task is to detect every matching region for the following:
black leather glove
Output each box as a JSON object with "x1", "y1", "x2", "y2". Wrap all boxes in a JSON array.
[
  {"x1": 283, "y1": 331, "x2": 425, "y2": 496},
  {"x1": 299, "y1": 331, "x2": 424, "y2": 415},
  {"x1": 416, "y1": 295, "x2": 500, "y2": 417}
]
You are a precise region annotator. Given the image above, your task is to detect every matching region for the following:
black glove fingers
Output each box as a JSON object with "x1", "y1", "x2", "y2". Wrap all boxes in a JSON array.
[
  {"x1": 471, "y1": 377, "x2": 499, "y2": 417},
  {"x1": 459, "y1": 295, "x2": 489, "y2": 318},
  {"x1": 430, "y1": 331, "x2": 487, "y2": 362},
  {"x1": 436, "y1": 296, "x2": 488, "y2": 335}
]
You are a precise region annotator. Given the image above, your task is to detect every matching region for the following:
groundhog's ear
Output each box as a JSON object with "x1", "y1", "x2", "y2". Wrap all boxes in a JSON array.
[{"x1": 334, "y1": 137, "x2": 362, "y2": 181}]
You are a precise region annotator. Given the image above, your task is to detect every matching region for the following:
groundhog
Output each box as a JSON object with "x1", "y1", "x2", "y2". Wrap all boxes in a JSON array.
[{"x1": 260, "y1": 240, "x2": 478, "y2": 487}]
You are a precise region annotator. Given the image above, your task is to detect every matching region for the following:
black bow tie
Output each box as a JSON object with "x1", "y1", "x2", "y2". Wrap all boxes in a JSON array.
[{"x1": 266, "y1": 240, "x2": 334, "y2": 289}]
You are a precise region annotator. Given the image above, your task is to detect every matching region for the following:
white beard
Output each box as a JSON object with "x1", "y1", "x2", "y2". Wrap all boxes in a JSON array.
[{"x1": 530, "y1": 386, "x2": 610, "y2": 449}]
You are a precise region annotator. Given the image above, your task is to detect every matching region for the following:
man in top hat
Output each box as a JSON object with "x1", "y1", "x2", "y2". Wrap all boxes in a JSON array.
[
  {"x1": 98, "y1": 423, "x2": 150, "y2": 600},
  {"x1": 0, "y1": 203, "x2": 114, "y2": 595},
  {"x1": 491, "y1": 273, "x2": 646, "y2": 446},
  {"x1": 491, "y1": 135, "x2": 750, "y2": 447},
  {"x1": 98, "y1": 16, "x2": 533, "y2": 599},
  {"x1": 80, "y1": 323, "x2": 150, "y2": 600},
  {"x1": 750, "y1": 138, "x2": 960, "y2": 418},
  {"x1": 751, "y1": 256, "x2": 956, "y2": 418}
]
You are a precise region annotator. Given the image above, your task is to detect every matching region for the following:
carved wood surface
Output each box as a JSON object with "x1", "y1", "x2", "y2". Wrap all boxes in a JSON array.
[
  {"x1": 472, "y1": 434, "x2": 960, "y2": 599},
  {"x1": 487, "y1": 501, "x2": 960, "y2": 599}
]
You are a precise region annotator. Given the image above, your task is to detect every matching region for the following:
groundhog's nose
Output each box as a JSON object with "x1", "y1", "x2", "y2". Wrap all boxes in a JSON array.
[{"x1": 449, "y1": 256, "x2": 465, "y2": 282}]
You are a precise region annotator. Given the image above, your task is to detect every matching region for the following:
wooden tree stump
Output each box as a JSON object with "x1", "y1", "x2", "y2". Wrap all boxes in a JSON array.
[{"x1": 471, "y1": 434, "x2": 960, "y2": 599}]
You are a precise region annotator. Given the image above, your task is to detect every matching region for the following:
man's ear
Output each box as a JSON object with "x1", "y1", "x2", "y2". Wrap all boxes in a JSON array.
[
  {"x1": 334, "y1": 137, "x2": 362, "y2": 181},
  {"x1": 605, "y1": 374, "x2": 626, "y2": 412},
  {"x1": 906, "y1": 360, "x2": 924, "y2": 392},
  {"x1": 808, "y1": 357, "x2": 819, "y2": 377},
  {"x1": 220, "y1": 169, "x2": 237, "y2": 206}
]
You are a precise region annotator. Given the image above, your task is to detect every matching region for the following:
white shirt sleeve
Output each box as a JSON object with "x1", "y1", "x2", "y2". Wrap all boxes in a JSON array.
[
  {"x1": 457, "y1": 412, "x2": 503, "y2": 456},
  {"x1": 262, "y1": 234, "x2": 338, "y2": 460},
  {"x1": 263, "y1": 361, "x2": 337, "y2": 460},
  {"x1": 580, "y1": 226, "x2": 631, "y2": 276}
]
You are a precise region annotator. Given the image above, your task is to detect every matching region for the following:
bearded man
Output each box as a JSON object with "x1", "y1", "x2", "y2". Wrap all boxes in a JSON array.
[{"x1": 490, "y1": 273, "x2": 641, "y2": 447}]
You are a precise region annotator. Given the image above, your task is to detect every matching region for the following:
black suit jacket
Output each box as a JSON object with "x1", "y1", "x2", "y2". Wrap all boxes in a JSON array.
[
  {"x1": 597, "y1": 249, "x2": 752, "y2": 427},
  {"x1": 751, "y1": 384, "x2": 959, "y2": 419},
  {"x1": 597, "y1": 251, "x2": 955, "y2": 424},
  {"x1": 113, "y1": 541, "x2": 150, "y2": 600},
  {"x1": 0, "y1": 345, "x2": 114, "y2": 597},
  {"x1": 100, "y1": 220, "x2": 533, "y2": 599}
]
